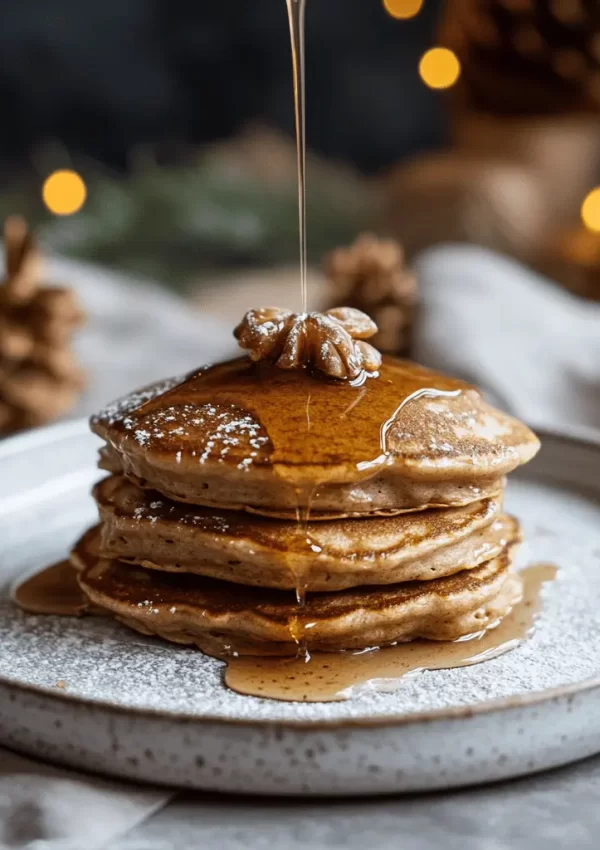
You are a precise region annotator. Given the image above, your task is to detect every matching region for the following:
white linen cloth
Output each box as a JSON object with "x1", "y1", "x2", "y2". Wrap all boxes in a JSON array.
[
  {"x1": 413, "y1": 244, "x2": 600, "y2": 432},
  {"x1": 55, "y1": 256, "x2": 236, "y2": 416},
  {"x1": 0, "y1": 750, "x2": 167, "y2": 850},
  {"x1": 2, "y1": 244, "x2": 599, "y2": 849}
]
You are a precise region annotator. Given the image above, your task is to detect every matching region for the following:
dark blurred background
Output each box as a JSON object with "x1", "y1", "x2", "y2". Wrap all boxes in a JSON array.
[
  {"x1": 0, "y1": 0, "x2": 444, "y2": 173},
  {"x1": 0, "y1": 0, "x2": 599, "y2": 295},
  {"x1": 0, "y1": 0, "x2": 448, "y2": 284}
]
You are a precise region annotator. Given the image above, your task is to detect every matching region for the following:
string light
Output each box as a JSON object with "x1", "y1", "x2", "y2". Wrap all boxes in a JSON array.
[
  {"x1": 581, "y1": 187, "x2": 600, "y2": 233},
  {"x1": 419, "y1": 47, "x2": 461, "y2": 89},
  {"x1": 42, "y1": 170, "x2": 87, "y2": 216},
  {"x1": 383, "y1": 0, "x2": 423, "y2": 19}
]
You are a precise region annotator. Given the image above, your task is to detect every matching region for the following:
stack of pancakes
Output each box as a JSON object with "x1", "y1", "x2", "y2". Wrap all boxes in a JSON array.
[{"x1": 72, "y1": 355, "x2": 540, "y2": 657}]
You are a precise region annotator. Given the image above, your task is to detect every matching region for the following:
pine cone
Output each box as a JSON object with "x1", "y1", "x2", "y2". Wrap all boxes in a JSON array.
[
  {"x1": 234, "y1": 306, "x2": 382, "y2": 380},
  {"x1": 324, "y1": 233, "x2": 417, "y2": 357},
  {"x1": 0, "y1": 217, "x2": 85, "y2": 436}
]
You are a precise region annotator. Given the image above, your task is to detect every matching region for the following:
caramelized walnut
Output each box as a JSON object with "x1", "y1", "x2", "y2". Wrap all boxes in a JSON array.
[{"x1": 234, "y1": 306, "x2": 382, "y2": 380}]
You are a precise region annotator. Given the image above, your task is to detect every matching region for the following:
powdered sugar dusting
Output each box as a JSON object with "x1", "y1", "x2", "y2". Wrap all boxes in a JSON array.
[
  {"x1": 388, "y1": 390, "x2": 529, "y2": 468},
  {"x1": 91, "y1": 374, "x2": 189, "y2": 428},
  {"x1": 123, "y1": 402, "x2": 270, "y2": 469},
  {"x1": 130, "y1": 500, "x2": 231, "y2": 532}
]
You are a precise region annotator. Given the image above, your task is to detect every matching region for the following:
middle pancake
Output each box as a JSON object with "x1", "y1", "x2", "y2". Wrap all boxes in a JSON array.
[{"x1": 93, "y1": 476, "x2": 519, "y2": 592}]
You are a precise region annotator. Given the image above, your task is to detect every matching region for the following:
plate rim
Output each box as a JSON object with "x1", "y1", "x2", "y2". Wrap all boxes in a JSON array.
[
  {"x1": 0, "y1": 416, "x2": 90, "y2": 457},
  {"x1": 2, "y1": 417, "x2": 600, "y2": 730}
]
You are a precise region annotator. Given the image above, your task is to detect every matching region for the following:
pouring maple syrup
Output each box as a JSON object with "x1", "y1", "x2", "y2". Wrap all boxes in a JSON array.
[{"x1": 286, "y1": 0, "x2": 308, "y2": 313}]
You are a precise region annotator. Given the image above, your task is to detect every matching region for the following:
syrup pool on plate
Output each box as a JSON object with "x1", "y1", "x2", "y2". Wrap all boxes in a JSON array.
[{"x1": 221, "y1": 564, "x2": 557, "y2": 702}]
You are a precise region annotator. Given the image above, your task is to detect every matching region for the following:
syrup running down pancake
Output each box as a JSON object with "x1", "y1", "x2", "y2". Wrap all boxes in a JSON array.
[
  {"x1": 92, "y1": 357, "x2": 539, "y2": 518},
  {"x1": 93, "y1": 475, "x2": 520, "y2": 591},
  {"x1": 76, "y1": 526, "x2": 523, "y2": 656}
]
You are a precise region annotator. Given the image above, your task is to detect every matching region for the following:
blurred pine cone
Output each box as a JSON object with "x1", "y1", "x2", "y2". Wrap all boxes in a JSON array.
[
  {"x1": 324, "y1": 233, "x2": 417, "y2": 357},
  {"x1": 0, "y1": 217, "x2": 85, "y2": 435}
]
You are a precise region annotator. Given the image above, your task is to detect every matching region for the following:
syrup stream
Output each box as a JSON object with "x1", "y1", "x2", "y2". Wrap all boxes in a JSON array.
[{"x1": 286, "y1": 0, "x2": 308, "y2": 313}]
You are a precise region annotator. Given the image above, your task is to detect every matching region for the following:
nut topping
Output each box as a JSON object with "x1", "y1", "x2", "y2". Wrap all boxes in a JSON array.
[{"x1": 234, "y1": 306, "x2": 382, "y2": 380}]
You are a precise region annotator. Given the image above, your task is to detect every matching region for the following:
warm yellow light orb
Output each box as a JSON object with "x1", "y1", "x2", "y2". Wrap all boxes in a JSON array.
[
  {"x1": 383, "y1": 0, "x2": 424, "y2": 19},
  {"x1": 581, "y1": 187, "x2": 600, "y2": 233},
  {"x1": 419, "y1": 47, "x2": 461, "y2": 89},
  {"x1": 42, "y1": 170, "x2": 87, "y2": 216}
]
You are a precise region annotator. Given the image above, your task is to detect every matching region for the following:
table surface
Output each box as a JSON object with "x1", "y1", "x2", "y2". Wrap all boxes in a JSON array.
[{"x1": 110, "y1": 754, "x2": 600, "y2": 850}]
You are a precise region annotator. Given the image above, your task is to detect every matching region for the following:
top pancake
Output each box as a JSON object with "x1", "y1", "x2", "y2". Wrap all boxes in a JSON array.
[{"x1": 92, "y1": 356, "x2": 539, "y2": 517}]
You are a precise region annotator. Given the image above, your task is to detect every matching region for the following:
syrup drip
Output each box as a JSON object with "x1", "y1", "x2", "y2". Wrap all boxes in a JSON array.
[
  {"x1": 289, "y1": 482, "x2": 317, "y2": 656},
  {"x1": 292, "y1": 488, "x2": 314, "y2": 607},
  {"x1": 223, "y1": 564, "x2": 557, "y2": 702},
  {"x1": 286, "y1": 0, "x2": 308, "y2": 312},
  {"x1": 13, "y1": 560, "x2": 89, "y2": 616},
  {"x1": 358, "y1": 387, "x2": 463, "y2": 474}
]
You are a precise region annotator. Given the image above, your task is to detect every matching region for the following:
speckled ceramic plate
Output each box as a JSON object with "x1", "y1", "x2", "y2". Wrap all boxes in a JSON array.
[{"x1": 1, "y1": 419, "x2": 600, "y2": 795}]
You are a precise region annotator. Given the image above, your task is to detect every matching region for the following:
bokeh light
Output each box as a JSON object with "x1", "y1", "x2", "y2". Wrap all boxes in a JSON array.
[
  {"x1": 581, "y1": 187, "x2": 600, "y2": 233},
  {"x1": 383, "y1": 0, "x2": 424, "y2": 19},
  {"x1": 42, "y1": 170, "x2": 87, "y2": 216},
  {"x1": 419, "y1": 47, "x2": 461, "y2": 90}
]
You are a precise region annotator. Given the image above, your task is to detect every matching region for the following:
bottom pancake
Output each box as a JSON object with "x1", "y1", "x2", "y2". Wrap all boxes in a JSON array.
[{"x1": 75, "y1": 531, "x2": 523, "y2": 656}]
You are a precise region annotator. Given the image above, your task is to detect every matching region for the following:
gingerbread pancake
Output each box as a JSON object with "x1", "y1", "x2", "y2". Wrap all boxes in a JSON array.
[
  {"x1": 91, "y1": 357, "x2": 539, "y2": 518},
  {"x1": 75, "y1": 526, "x2": 523, "y2": 656},
  {"x1": 92, "y1": 475, "x2": 519, "y2": 591}
]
